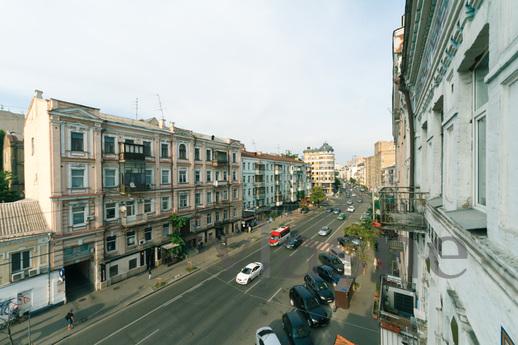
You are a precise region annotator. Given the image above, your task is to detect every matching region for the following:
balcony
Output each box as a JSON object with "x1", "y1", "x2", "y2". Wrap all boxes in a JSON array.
[
  {"x1": 120, "y1": 172, "x2": 151, "y2": 193},
  {"x1": 378, "y1": 187, "x2": 428, "y2": 232},
  {"x1": 213, "y1": 180, "x2": 228, "y2": 187},
  {"x1": 211, "y1": 152, "x2": 228, "y2": 167},
  {"x1": 119, "y1": 143, "x2": 145, "y2": 161},
  {"x1": 121, "y1": 213, "x2": 150, "y2": 227}
]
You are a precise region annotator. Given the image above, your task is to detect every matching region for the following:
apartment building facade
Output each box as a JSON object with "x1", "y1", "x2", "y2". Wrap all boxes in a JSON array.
[
  {"x1": 242, "y1": 151, "x2": 309, "y2": 216},
  {"x1": 379, "y1": 1, "x2": 518, "y2": 344},
  {"x1": 24, "y1": 92, "x2": 243, "y2": 296},
  {"x1": 303, "y1": 143, "x2": 335, "y2": 195}
]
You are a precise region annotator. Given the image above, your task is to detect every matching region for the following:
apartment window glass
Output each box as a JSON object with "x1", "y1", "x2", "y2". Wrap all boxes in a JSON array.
[
  {"x1": 215, "y1": 211, "x2": 220, "y2": 222},
  {"x1": 195, "y1": 170, "x2": 201, "y2": 183},
  {"x1": 162, "y1": 223, "x2": 170, "y2": 238},
  {"x1": 144, "y1": 227, "x2": 152, "y2": 241},
  {"x1": 71, "y1": 131, "x2": 84, "y2": 152},
  {"x1": 474, "y1": 53, "x2": 489, "y2": 110},
  {"x1": 232, "y1": 189, "x2": 237, "y2": 200},
  {"x1": 161, "y1": 196, "x2": 170, "y2": 211},
  {"x1": 144, "y1": 199, "x2": 153, "y2": 213},
  {"x1": 129, "y1": 258, "x2": 137, "y2": 270},
  {"x1": 179, "y1": 143, "x2": 187, "y2": 160},
  {"x1": 195, "y1": 192, "x2": 201, "y2": 206},
  {"x1": 106, "y1": 236, "x2": 116, "y2": 252},
  {"x1": 232, "y1": 171, "x2": 236, "y2": 181},
  {"x1": 160, "y1": 143, "x2": 169, "y2": 158},
  {"x1": 109, "y1": 265, "x2": 118, "y2": 277},
  {"x1": 232, "y1": 152, "x2": 236, "y2": 163},
  {"x1": 206, "y1": 149, "x2": 212, "y2": 161},
  {"x1": 179, "y1": 193, "x2": 188, "y2": 208},
  {"x1": 71, "y1": 204, "x2": 86, "y2": 225},
  {"x1": 223, "y1": 210, "x2": 228, "y2": 220},
  {"x1": 105, "y1": 202, "x2": 117, "y2": 220},
  {"x1": 125, "y1": 201, "x2": 135, "y2": 216},
  {"x1": 207, "y1": 213, "x2": 212, "y2": 224},
  {"x1": 143, "y1": 141, "x2": 152, "y2": 157},
  {"x1": 71, "y1": 167, "x2": 85, "y2": 189},
  {"x1": 223, "y1": 190, "x2": 228, "y2": 200},
  {"x1": 11, "y1": 250, "x2": 30, "y2": 273},
  {"x1": 476, "y1": 116, "x2": 486, "y2": 206},
  {"x1": 104, "y1": 168, "x2": 117, "y2": 187},
  {"x1": 161, "y1": 169, "x2": 171, "y2": 184},
  {"x1": 206, "y1": 192, "x2": 212, "y2": 204},
  {"x1": 223, "y1": 171, "x2": 227, "y2": 181},
  {"x1": 195, "y1": 147, "x2": 200, "y2": 160},
  {"x1": 126, "y1": 230, "x2": 136, "y2": 246},
  {"x1": 145, "y1": 169, "x2": 153, "y2": 185},
  {"x1": 179, "y1": 169, "x2": 187, "y2": 183},
  {"x1": 206, "y1": 170, "x2": 212, "y2": 182},
  {"x1": 215, "y1": 171, "x2": 220, "y2": 181},
  {"x1": 104, "y1": 136, "x2": 115, "y2": 154}
]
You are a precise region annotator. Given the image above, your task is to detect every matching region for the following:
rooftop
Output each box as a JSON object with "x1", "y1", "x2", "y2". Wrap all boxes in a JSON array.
[
  {"x1": 242, "y1": 150, "x2": 304, "y2": 164},
  {"x1": 303, "y1": 142, "x2": 334, "y2": 153},
  {"x1": 0, "y1": 200, "x2": 50, "y2": 241}
]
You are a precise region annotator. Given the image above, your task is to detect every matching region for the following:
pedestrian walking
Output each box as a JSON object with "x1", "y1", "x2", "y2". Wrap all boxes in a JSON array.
[
  {"x1": 65, "y1": 309, "x2": 75, "y2": 330},
  {"x1": 373, "y1": 257, "x2": 378, "y2": 271},
  {"x1": 148, "y1": 268, "x2": 152, "y2": 280}
]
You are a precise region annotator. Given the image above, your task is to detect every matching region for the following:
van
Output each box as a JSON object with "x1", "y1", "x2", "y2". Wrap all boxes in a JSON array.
[{"x1": 268, "y1": 226, "x2": 290, "y2": 246}]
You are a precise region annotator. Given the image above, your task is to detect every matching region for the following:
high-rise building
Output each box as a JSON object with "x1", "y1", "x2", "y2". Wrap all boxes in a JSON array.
[{"x1": 303, "y1": 143, "x2": 335, "y2": 195}]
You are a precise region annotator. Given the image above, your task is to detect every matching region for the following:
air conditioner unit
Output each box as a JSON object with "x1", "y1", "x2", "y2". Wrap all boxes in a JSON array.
[
  {"x1": 28, "y1": 268, "x2": 39, "y2": 277},
  {"x1": 139, "y1": 239, "x2": 145, "y2": 245},
  {"x1": 11, "y1": 272, "x2": 24, "y2": 282}
]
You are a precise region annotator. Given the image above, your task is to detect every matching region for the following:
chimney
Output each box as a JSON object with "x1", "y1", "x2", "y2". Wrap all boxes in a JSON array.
[
  {"x1": 34, "y1": 89, "x2": 43, "y2": 99},
  {"x1": 159, "y1": 119, "x2": 166, "y2": 128}
]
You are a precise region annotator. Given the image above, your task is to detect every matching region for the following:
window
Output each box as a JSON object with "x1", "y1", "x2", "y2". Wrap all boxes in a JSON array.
[
  {"x1": 145, "y1": 169, "x2": 153, "y2": 185},
  {"x1": 194, "y1": 218, "x2": 201, "y2": 228},
  {"x1": 223, "y1": 210, "x2": 228, "y2": 220},
  {"x1": 144, "y1": 199, "x2": 153, "y2": 213},
  {"x1": 160, "y1": 142, "x2": 169, "y2": 158},
  {"x1": 144, "y1": 227, "x2": 152, "y2": 241},
  {"x1": 161, "y1": 169, "x2": 171, "y2": 184},
  {"x1": 126, "y1": 230, "x2": 136, "y2": 246},
  {"x1": 179, "y1": 193, "x2": 188, "y2": 209},
  {"x1": 232, "y1": 189, "x2": 237, "y2": 200},
  {"x1": 11, "y1": 250, "x2": 30, "y2": 273},
  {"x1": 109, "y1": 265, "x2": 119, "y2": 277},
  {"x1": 179, "y1": 143, "x2": 187, "y2": 160},
  {"x1": 104, "y1": 136, "x2": 115, "y2": 154},
  {"x1": 206, "y1": 170, "x2": 212, "y2": 182},
  {"x1": 473, "y1": 53, "x2": 488, "y2": 207},
  {"x1": 476, "y1": 116, "x2": 486, "y2": 206},
  {"x1": 105, "y1": 202, "x2": 117, "y2": 220},
  {"x1": 232, "y1": 171, "x2": 236, "y2": 181},
  {"x1": 195, "y1": 192, "x2": 201, "y2": 206},
  {"x1": 206, "y1": 149, "x2": 212, "y2": 161},
  {"x1": 129, "y1": 258, "x2": 137, "y2": 270},
  {"x1": 103, "y1": 168, "x2": 117, "y2": 187},
  {"x1": 161, "y1": 196, "x2": 171, "y2": 211},
  {"x1": 215, "y1": 171, "x2": 220, "y2": 181},
  {"x1": 223, "y1": 171, "x2": 227, "y2": 181},
  {"x1": 223, "y1": 190, "x2": 228, "y2": 200},
  {"x1": 195, "y1": 170, "x2": 201, "y2": 184},
  {"x1": 71, "y1": 204, "x2": 86, "y2": 226},
  {"x1": 162, "y1": 223, "x2": 170, "y2": 238},
  {"x1": 195, "y1": 147, "x2": 200, "y2": 160},
  {"x1": 71, "y1": 131, "x2": 84, "y2": 152},
  {"x1": 143, "y1": 141, "x2": 152, "y2": 157},
  {"x1": 125, "y1": 200, "x2": 135, "y2": 216},
  {"x1": 474, "y1": 53, "x2": 489, "y2": 110},
  {"x1": 178, "y1": 169, "x2": 187, "y2": 183},
  {"x1": 106, "y1": 236, "x2": 116, "y2": 252},
  {"x1": 206, "y1": 192, "x2": 212, "y2": 204},
  {"x1": 232, "y1": 152, "x2": 236, "y2": 163},
  {"x1": 215, "y1": 211, "x2": 220, "y2": 222},
  {"x1": 233, "y1": 208, "x2": 236, "y2": 217},
  {"x1": 207, "y1": 213, "x2": 212, "y2": 224},
  {"x1": 71, "y1": 166, "x2": 86, "y2": 189}
]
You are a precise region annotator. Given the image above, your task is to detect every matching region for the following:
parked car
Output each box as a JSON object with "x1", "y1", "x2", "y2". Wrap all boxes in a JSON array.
[
  {"x1": 289, "y1": 285, "x2": 332, "y2": 327},
  {"x1": 235, "y1": 262, "x2": 263, "y2": 285},
  {"x1": 255, "y1": 327, "x2": 282, "y2": 345},
  {"x1": 304, "y1": 272, "x2": 334, "y2": 304},
  {"x1": 318, "y1": 252, "x2": 344, "y2": 274},
  {"x1": 333, "y1": 209, "x2": 340, "y2": 214},
  {"x1": 347, "y1": 205, "x2": 355, "y2": 213},
  {"x1": 352, "y1": 193, "x2": 357, "y2": 197},
  {"x1": 282, "y1": 310, "x2": 314, "y2": 345},
  {"x1": 326, "y1": 208, "x2": 333, "y2": 213},
  {"x1": 286, "y1": 234, "x2": 304, "y2": 249},
  {"x1": 357, "y1": 199, "x2": 363, "y2": 203},
  {"x1": 328, "y1": 246, "x2": 354, "y2": 276},
  {"x1": 337, "y1": 213, "x2": 347, "y2": 220},
  {"x1": 315, "y1": 265, "x2": 341, "y2": 286},
  {"x1": 346, "y1": 200, "x2": 353, "y2": 205},
  {"x1": 318, "y1": 226, "x2": 331, "y2": 236}
]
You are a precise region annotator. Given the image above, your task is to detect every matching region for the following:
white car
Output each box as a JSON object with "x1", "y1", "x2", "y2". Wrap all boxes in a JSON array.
[
  {"x1": 236, "y1": 262, "x2": 263, "y2": 285},
  {"x1": 255, "y1": 327, "x2": 282, "y2": 345},
  {"x1": 318, "y1": 226, "x2": 332, "y2": 236},
  {"x1": 347, "y1": 206, "x2": 355, "y2": 213}
]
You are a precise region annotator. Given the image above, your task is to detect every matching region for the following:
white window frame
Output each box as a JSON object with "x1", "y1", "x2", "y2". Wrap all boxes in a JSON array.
[
  {"x1": 103, "y1": 167, "x2": 119, "y2": 188},
  {"x1": 126, "y1": 230, "x2": 136, "y2": 247},
  {"x1": 144, "y1": 198, "x2": 154, "y2": 213},
  {"x1": 70, "y1": 203, "x2": 88, "y2": 227},
  {"x1": 161, "y1": 196, "x2": 171, "y2": 211},
  {"x1": 104, "y1": 201, "x2": 119, "y2": 221},
  {"x1": 178, "y1": 142, "x2": 188, "y2": 160},
  {"x1": 178, "y1": 169, "x2": 188, "y2": 184},
  {"x1": 195, "y1": 192, "x2": 201, "y2": 206},
  {"x1": 206, "y1": 191, "x2": 212, "y2": 204},
  {"x1": 102, "y1": 134, "x2": 117, "y2": 155},
  {"x1": 106, "y1": 235, "x2": 117, "y2": 252},
  {"x1": 195, "y1": 169, "x2": 201, "y2": 184},
  {"x1": 145, "y1": 168, "x2": 154, "y2": 186},
  {"x1": 125, "y1": 200, "x2": 136, "y2": 217},
  {"x1": 161, "y1": 169, "x2": 171, "y2": 185},
  {"x1": 70, "y1": 129, "x2": 86, "y2": 152},
  {"x1": 69, "y1": 164, "x2": 88, "y2": 190},
  {"x1": 194, "y1": 147, "x2": 201, "y2": 161},
  {"x1": 142, "y1": 140, "x2": 153, "y2": 157},
  {"x1": 206, "y1": 170, "x2": 212, "y2": 182},
  {"x1": 207, "y1": 213, "x2": 212, "y2": 224},
  {"x1": 179, "y1": 192, "x2": 189, "y2": 209},
  {"x1": 160, "y1": 141, "x2": 170, "y2": 158}
]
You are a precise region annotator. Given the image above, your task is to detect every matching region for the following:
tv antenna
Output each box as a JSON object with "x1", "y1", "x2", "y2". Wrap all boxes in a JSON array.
[
  {"x1": 135, "y1": 98, "x2": 139, "y2": 119},
  {"x1": 156, "y1": 94, "x2": 165, "y2": 121},
  {"x1": 251, "y1": 139, "x2": 257, "y2": 151}
]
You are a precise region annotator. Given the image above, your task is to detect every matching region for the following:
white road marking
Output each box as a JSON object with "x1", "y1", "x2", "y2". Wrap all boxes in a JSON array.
[
  {"x1": 306, "y1": 254, "x2": 315, "y2": 263},
  {"x1": 135, "y1": 329, "x2": 159, "y2": 345},
  {"x1": 268, "y1": 288, "x2": 282, "y2": 302},
  {"x1": 163, "y1": 294, "x2": 183, "y2": 307},
  {"x1": 244, "y1": 278, "x2": 261, "y2": 294}
]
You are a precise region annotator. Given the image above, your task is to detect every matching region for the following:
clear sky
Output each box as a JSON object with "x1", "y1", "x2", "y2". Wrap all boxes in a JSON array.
[{"x1": 0, "y1": 0, "x2": 404, "y2": 163}]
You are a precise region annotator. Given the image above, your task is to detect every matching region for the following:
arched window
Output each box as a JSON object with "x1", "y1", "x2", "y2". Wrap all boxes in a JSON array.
[{"x1": 179, "y1": 144, "x2": 187, "y2": 160}]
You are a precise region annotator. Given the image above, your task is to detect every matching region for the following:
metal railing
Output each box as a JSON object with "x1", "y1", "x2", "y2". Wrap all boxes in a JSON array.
[{"x1": 378, "y1": 187, "x2": 428, "y2": 231}]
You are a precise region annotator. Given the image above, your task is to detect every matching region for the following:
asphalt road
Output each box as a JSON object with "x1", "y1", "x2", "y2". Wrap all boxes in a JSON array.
[{"x1": 60, "y1": 191, "x2": 377, "y2": 345}]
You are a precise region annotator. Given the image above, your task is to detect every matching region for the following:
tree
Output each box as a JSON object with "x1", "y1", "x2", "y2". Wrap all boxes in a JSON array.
[
  {"x1": 310, "y1": 186, "x2": 326, "y2": 206},
  {"x1": 284, "y1": 150, "x2": 299, "y2": 159},
  {"x1": 344, "y1": 222, "x2": 380, "y2": 264},
  {"x1": 0, "y1": 171, "x2": 21, "y2": 203},
  {"x1": 349, "y1": 177, "x2": 357, "y2": 184},
  {"x1": 333, "y1": 178, "x2": 341, "y2": 192},
  {"x1": 169, "y1": 232, "x2": 186, "y2": 259},
  {"x1": 169, "y1": 213, "x2": 189, "y2": 230}
]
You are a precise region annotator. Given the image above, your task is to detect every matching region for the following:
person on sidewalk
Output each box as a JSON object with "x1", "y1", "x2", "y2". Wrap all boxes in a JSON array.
[
  {"x1": 148, "y1": 268, "x2": 152, "y2": 280},
  {"x1": 373, "y1": 257, "x2": 378, "y2": 271},
  {"x1": 65, "y1": 309, "x2": 75, "y2": 330}
]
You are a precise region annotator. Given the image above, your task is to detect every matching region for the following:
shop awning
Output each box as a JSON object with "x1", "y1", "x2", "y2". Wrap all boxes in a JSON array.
[
  {"x1": 162, "y1": 242, "x2": 180, "y2": 250},
  {"x1": 334, "y1": 335, "x2": 357, "y2": 345}
]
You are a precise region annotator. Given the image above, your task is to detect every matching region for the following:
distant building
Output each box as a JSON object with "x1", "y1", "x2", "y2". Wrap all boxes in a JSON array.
[
  {"x1": 303, "y1": 143, "x2": 335, "y2": 195},
  {"x1": 0, "y1": 110, "x2": 24, "y2": 193},
  {"x1": 364, "y1": 141, "x2": 395, "y2": 191},
  {"x1": 343, "y1": 156, "x2": 366, "y2": 185}
]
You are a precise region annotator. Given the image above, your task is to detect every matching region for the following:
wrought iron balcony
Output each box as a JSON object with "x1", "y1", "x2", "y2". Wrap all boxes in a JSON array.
[
  {"x1": 120, "y1": 172, "x2": 151, "y2": 193},
  {"x1": 378, "y1": 187, "x2": 428, "y2": 232},
  {"x1": 119, "y1": 143, "x2": 145, "y2": 161}
]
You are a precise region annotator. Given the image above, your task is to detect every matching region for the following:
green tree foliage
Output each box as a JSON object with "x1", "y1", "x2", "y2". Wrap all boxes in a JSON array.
[
  {"x1": 343, "y1": 222, "x2": 380, "y2": 264},
  {"x1": 349, "y1": 177, "x2": 357, "y2": 184},
  {"x1": 0, "y1": 129, "x2": 5, "y2": 170},
  {"x1": 170, "y1": 213, "x2": 189, "y2": 229},
  {"x1": 169, "y1": 232, "x2": 186, "y2": 259},
  {"x1": 310, "y1": 186, "x2": 326, "y2": 206},
  {"x1": 0, "y1": 171, "x2": 21, "y2": 202},
  {"x1": 333, "y1": 178, "x2": 341, "y2": 192},
  {"x1": 284, "y1": 150, "x2": 299, "y2": 159}
]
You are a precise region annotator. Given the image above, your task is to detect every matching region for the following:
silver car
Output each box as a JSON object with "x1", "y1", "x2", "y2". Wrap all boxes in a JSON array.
[{"x1": 318, "y1": 226, "x2": 331, "y2": 236}]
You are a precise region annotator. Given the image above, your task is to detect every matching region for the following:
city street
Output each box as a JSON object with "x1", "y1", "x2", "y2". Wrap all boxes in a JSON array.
[{"x1": 56, "y1": 192, "x2": 381, "y2": 345}]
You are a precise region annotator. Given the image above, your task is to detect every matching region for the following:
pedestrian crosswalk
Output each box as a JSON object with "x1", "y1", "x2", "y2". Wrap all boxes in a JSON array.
[{"x1": 302, "y1": 238, "x2": 334, "y2": 252}]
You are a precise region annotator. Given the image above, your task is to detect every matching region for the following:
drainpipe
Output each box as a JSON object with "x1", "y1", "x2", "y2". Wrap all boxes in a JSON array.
[{"x1": 47, "y1": 233, "x2": 52, "y2": 306}]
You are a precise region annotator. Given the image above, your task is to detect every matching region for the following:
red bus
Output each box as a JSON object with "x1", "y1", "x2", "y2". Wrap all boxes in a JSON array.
[{"x1": 268, "y1": 226, "x2": 291, "y2": 246}]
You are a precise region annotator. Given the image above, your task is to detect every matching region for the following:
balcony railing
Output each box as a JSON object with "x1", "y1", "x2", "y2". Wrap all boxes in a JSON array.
[
  {"x1": 121, "y1": 213, "x2": 150, "y2": 227},
  {"x1": 378, "y1": 187, "x2": 428, "y2": 232},
  {"x1": 119, "y1": 143, "x2": 145, "y2": 161},
  {"x1": 213, "y1": 180, "x2": 228, "y2": 187},
  {"x1": 211, "y1": 158, "x2": 228, "y2": 167},
  {"x1": 120, "y1": 172, "x2": 151, "y2": 193}
]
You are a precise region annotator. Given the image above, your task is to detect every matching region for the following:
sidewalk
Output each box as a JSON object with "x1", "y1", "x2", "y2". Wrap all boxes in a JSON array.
[{"x1": 2, "y1": 210, "x2": 315, "y2": 345}]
